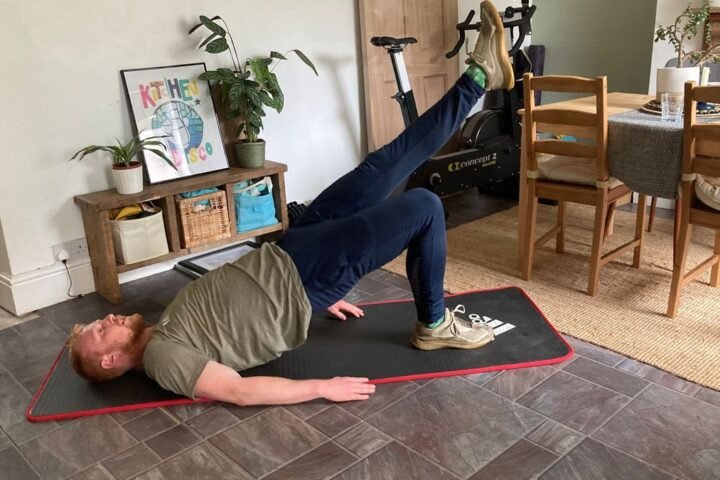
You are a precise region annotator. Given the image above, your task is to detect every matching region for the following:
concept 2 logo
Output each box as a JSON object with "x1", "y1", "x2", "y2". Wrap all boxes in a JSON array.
[{"x1": 448, "y1": 153, "x2": 497, "y2": 172}]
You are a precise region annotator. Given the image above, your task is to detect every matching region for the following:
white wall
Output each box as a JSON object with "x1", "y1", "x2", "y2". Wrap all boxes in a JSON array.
[
  {"x1": 0, "y1": 220, "x2": 9, "y2": 274},
  {"x1": 0, "y1": 0, "x2": 363, "y2": 313}
]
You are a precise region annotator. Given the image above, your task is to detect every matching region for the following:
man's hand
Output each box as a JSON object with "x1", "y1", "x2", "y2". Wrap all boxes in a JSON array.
[
  {"x1": 327, "y1": 300, "x2": 364, "y2": 321},
  {"x1": 319, "y1": 377, "x2": 376, "y2": 402}
]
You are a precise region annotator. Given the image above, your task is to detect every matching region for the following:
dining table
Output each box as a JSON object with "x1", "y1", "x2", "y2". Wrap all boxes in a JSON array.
[{"x1": 516, "y1": 91, "x2": 690, "y2": 262}]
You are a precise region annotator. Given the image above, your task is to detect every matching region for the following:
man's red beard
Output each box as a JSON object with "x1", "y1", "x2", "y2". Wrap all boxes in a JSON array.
[{"x1": 121, "y1": 314, "x2": 147, "y2": 355}]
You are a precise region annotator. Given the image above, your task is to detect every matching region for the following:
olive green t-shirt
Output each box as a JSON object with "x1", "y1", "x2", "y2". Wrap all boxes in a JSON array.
[{"x1": 143, "y1": 243, "x2": 312, "y2": 398}]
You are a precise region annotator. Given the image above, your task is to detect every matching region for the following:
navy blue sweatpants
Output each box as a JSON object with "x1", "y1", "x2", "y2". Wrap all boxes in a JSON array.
[{"x1": 277, "y1": 74, "x2": 485, "y2": 324}]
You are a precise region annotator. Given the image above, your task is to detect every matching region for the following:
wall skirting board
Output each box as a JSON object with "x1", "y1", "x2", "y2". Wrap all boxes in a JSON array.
[
  {"x1": 0, "y1": 258, "x2": 179, "y2": 316},
  {"x1": 0, "y1": 247, "x2": 231, "y2": 316},
  {"x1": 0, "y1": 259, "x2": 95, "y2": 316}
]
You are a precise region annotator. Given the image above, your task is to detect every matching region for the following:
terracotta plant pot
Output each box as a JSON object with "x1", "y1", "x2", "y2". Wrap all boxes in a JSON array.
[
  {"x1": 112, "y1": 162, "x2": 144, "y2": 194},
  {"x1": 234, "y1": 139, "x2": 266, "y2": 169}
]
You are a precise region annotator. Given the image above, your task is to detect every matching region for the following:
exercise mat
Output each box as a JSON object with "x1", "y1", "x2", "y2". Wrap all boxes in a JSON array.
[{"x1": 27, "y1": 287, "x2": 571, "y2": 421}]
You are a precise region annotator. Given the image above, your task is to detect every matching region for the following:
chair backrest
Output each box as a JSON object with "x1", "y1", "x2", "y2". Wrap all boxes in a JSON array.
[
  {"x1": 523, "y1": 73, "x2": 608, "y2": 183},
  {"x1": 683, "y1": 81, "x2": 720, "y2": 180}
]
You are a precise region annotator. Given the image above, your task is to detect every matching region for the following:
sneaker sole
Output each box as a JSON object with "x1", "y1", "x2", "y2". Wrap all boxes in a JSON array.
[
  {"x1": 410, "y1": 335, "x2": 495, "y2": 351},
  {"x1": 481, "y1": 0, "x2": 515, "y2": 90}
]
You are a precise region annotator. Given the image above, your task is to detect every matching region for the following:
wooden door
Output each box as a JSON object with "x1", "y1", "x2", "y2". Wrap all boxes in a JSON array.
[{"x1": 360, "y1": 0, "x2": 459, "y2": 151}]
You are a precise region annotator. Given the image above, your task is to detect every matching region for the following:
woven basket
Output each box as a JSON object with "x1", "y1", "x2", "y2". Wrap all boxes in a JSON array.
[{"x1": 176, "y1": 191, "x2": 231, "y2": 248}]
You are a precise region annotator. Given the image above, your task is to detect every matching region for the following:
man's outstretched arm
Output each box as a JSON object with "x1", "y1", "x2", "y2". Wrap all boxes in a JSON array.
[{"x1": 193, "y1": 360, "x2": 376, "y2": 406}]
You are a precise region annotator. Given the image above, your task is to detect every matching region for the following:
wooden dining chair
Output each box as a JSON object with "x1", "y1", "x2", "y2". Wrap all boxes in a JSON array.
[
  {"x1": 667, "y1": 81, "x2": 720, "y2": 317},
  {"x1": 520, "y1": 73, "x2": 647, "y2": 296}
]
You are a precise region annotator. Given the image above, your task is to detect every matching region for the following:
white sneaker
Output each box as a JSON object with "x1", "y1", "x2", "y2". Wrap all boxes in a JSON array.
[
  {"x1": 466, "y1": 0, "x2": 514, "y2": 91},
  {"x1": 411, "y1": 306, "x2": 495, "y2": 350}
]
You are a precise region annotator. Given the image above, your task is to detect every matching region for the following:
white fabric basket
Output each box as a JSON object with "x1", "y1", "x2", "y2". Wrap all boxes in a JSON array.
[{"x1": 110, "y1": 211, "x2": 169, "y2": 264}]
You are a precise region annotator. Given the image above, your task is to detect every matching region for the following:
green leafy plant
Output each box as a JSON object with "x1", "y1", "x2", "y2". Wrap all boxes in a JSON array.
[
  {"x1": 70, "y1": 131, "x2": 176, "y2": 169},
  {"x1": 189, "y1": 15, "x2": 318, "y2": 143},
  {"x1": 655, "y1": 0, "x2": 720, "y2": 66}
]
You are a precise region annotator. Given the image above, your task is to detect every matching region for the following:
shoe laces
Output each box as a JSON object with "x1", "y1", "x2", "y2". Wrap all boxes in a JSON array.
[
  {"x1": 447, "y1": 305, "x2": 473, "y2": 336},
  {"x1": 450, "y1": 304, "x2": 489, "y2": 329}
]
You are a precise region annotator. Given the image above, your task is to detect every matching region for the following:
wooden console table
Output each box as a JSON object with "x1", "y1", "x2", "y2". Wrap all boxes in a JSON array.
[{"x1": 74, "y1": 161, "x2": 289, "y2": 304}]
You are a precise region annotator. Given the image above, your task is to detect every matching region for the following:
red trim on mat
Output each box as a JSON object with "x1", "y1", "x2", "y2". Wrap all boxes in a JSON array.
[
  {"x1": 28, "y1": 286, "x2": 572, "y2": 422},
  {"x1": 359, "y1": 286, "x2": 574, "y2": 385},
  {"x1": 25, "y1": 342, "x2": 212, "y2": 423}
]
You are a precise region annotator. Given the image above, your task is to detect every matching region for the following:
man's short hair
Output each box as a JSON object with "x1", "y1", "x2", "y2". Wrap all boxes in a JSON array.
[{"x1": 68, "y1": 323, "x2": 123, "y2": 382}]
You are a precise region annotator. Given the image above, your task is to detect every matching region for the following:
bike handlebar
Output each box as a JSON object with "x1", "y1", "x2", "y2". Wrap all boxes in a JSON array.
[{"x1": 445, "y1": 3, "x2": 536, "y2": 59}]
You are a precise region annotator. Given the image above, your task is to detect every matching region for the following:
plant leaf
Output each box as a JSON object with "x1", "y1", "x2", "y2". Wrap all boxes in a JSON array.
[
  {"x1": 145, "y1": 148, "x2": 177, "y2": 170},
  {"x1": 206, "y1": 37, "x2": 229, "y2": 54},
  {"x1": 290, "y1": 49, "x2": 318, "y2": 75},
  {"x1": 189, "y1": 15, "x2": 223, "y2": 35},
  {"x1": 200, "y1": 15, "x2": 226, "y2": 36},
  {"x1": 270, "y1": 51, "x2": 287, "y2": 60},
  {"x1": 199, "y1": 33, "x2": 217, "y2": 49}
]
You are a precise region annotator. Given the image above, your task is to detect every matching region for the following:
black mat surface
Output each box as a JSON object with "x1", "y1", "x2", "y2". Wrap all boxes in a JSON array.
[{"x1": 28, "y1": 287, "x2": 571, "y2": 421}]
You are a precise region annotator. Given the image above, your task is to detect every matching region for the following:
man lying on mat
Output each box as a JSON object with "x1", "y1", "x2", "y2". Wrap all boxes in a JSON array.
[{"x1": 67, "y1": 0, "x2": 512, "y2": 407}]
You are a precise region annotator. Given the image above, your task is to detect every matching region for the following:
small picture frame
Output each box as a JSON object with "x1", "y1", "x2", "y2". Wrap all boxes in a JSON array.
[{"x1": 121, "y1": 63, "x2": 229, "y2": 184}]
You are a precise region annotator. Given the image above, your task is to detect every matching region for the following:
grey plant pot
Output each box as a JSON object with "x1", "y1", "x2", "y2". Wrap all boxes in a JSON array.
[{"x1": 234, "y1": 140, "x2": 266, "y2": 169}]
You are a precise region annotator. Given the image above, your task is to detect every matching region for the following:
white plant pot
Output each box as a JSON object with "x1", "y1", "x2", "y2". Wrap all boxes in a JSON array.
[
  {"x1": 656, "y1": 66, "x2": 700, "y2": 101},
  {"x1": 112, "y1": 163, "x2": 144, "y2": 194}
]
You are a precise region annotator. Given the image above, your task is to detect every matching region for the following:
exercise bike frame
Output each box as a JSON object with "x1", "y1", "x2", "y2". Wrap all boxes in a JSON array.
[{"x1": 371, "y1": 0, "x2": 535, "y2": 197}]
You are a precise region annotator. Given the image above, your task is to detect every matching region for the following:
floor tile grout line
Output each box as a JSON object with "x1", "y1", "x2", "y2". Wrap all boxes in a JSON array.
[
  {"x1": 2, "y1": 426, "x2": 46, "y2": 480},
  {"x1": 468, "y1": 371, "x2": 661, "y2": 478},
  {"x1": 340, "y1": 380, "x2": 426, "y2": 423},
  {"x1": 218, "y1": 407, "x2": 338, "y2": 480},
  {"x1": 460, "y1": 378, "x2": 586, "y2": 479},
  {"x1": 255, "y1": 438, "x2": 360, "y2": 480},
  {"x1": 551, "y1": 367, "x2": 635, "y2": 400},
  {"x1": 583, "y1": 381, "x2": 691, "y2": 479},
  {"x1": 462, "y1": 364, "x2": 562, "y2": 402},
  {"x1": 568, "y1": 434, "x2": 688, "y2": 480},
  {"x1": 582, "y1": 381, "x2": 696, "y2": 480},
  {"x1": 125, "y1": 436, "x2": 254, "y2": 480},
  {"x1": 67, "y1": 462, "x2": 117, "y2": 480},
  {"x1": 606, "y1": 356, "x2": 708, "y2": 397}
]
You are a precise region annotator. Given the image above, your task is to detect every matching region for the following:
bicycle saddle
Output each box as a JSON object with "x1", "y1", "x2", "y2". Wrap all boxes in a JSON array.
[{"x1": 370, "y1": 36, "x2": 417, "y2": 49}]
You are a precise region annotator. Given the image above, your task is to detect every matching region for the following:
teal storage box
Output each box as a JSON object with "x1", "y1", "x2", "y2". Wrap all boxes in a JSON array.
[{"x1": 233, "y1": 177, "x2": 278, "y2": 232}]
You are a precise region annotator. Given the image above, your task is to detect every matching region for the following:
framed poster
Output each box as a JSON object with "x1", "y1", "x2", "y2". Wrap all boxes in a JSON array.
[{"x1": 121, "y1": 63, "x2": 229, "y2": 184}]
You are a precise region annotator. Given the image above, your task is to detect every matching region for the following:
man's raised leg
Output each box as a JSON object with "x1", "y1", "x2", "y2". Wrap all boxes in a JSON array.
[{"x1": 294, "y1": 0, "x2": 513, "y2": 227}]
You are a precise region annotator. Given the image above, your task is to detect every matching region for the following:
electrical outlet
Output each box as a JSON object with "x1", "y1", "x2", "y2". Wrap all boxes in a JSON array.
[{"x1": 52, "y1": 238, "x2": 89, "y2": 260}]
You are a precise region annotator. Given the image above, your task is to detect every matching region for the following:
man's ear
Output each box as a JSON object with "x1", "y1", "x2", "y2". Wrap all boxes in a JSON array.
[{"x1": 100, "y1": 354, "x2": 116, "y2": 370}]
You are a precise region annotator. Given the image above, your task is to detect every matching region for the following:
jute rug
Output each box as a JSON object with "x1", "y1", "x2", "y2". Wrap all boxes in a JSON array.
[{"x1": 383, "y1": 204, "x2": 720, "y2": 390}]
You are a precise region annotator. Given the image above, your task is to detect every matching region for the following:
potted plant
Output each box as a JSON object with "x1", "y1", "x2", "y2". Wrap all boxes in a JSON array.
[
  {"x1": 70, "y1": 132, "x2": 175, "y2": 194},
  {"x1": 654, "y1": 0, "x2": 720, "y2": 99},
  {"x1": 189, "y1": 15, "x2": 317, "y2": 168}
]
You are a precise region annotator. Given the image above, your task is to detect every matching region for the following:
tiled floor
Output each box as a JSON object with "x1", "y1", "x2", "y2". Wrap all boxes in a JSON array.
[{"x1": 1, "y1": 190, "x2": 719, "y2": 480}]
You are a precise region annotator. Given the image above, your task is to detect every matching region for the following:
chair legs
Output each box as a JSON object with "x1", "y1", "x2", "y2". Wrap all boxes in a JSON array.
[
  {"x1": 711, "y1": 230, "x2": 720, "y2": 288},
  {"x1": 556, "y1": 201, "x2": 566, "y2": 253},
  {"x1": 647, "y1": 196, "x2": 657, "y2": 232},
  {"x1": 588, "y1": 195, "x2": 609, "y2": 296},
  {"x1": 604, "y1": 202, "x2": 616, "y2": 239},
  {"x1": 521, "y1": 194, "x2": 539, "y2": 280},
  {"x1": 633, "y1": 194, "x2": 647, "y2": 268},
  {"x1": 667, "y1": 210, "x2": 693, "y2": 318}
]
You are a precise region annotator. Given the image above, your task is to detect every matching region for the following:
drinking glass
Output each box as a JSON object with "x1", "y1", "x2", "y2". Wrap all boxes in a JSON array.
[{"x1": 661, "y1": 92, "x2": 683, "y2": 123}]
